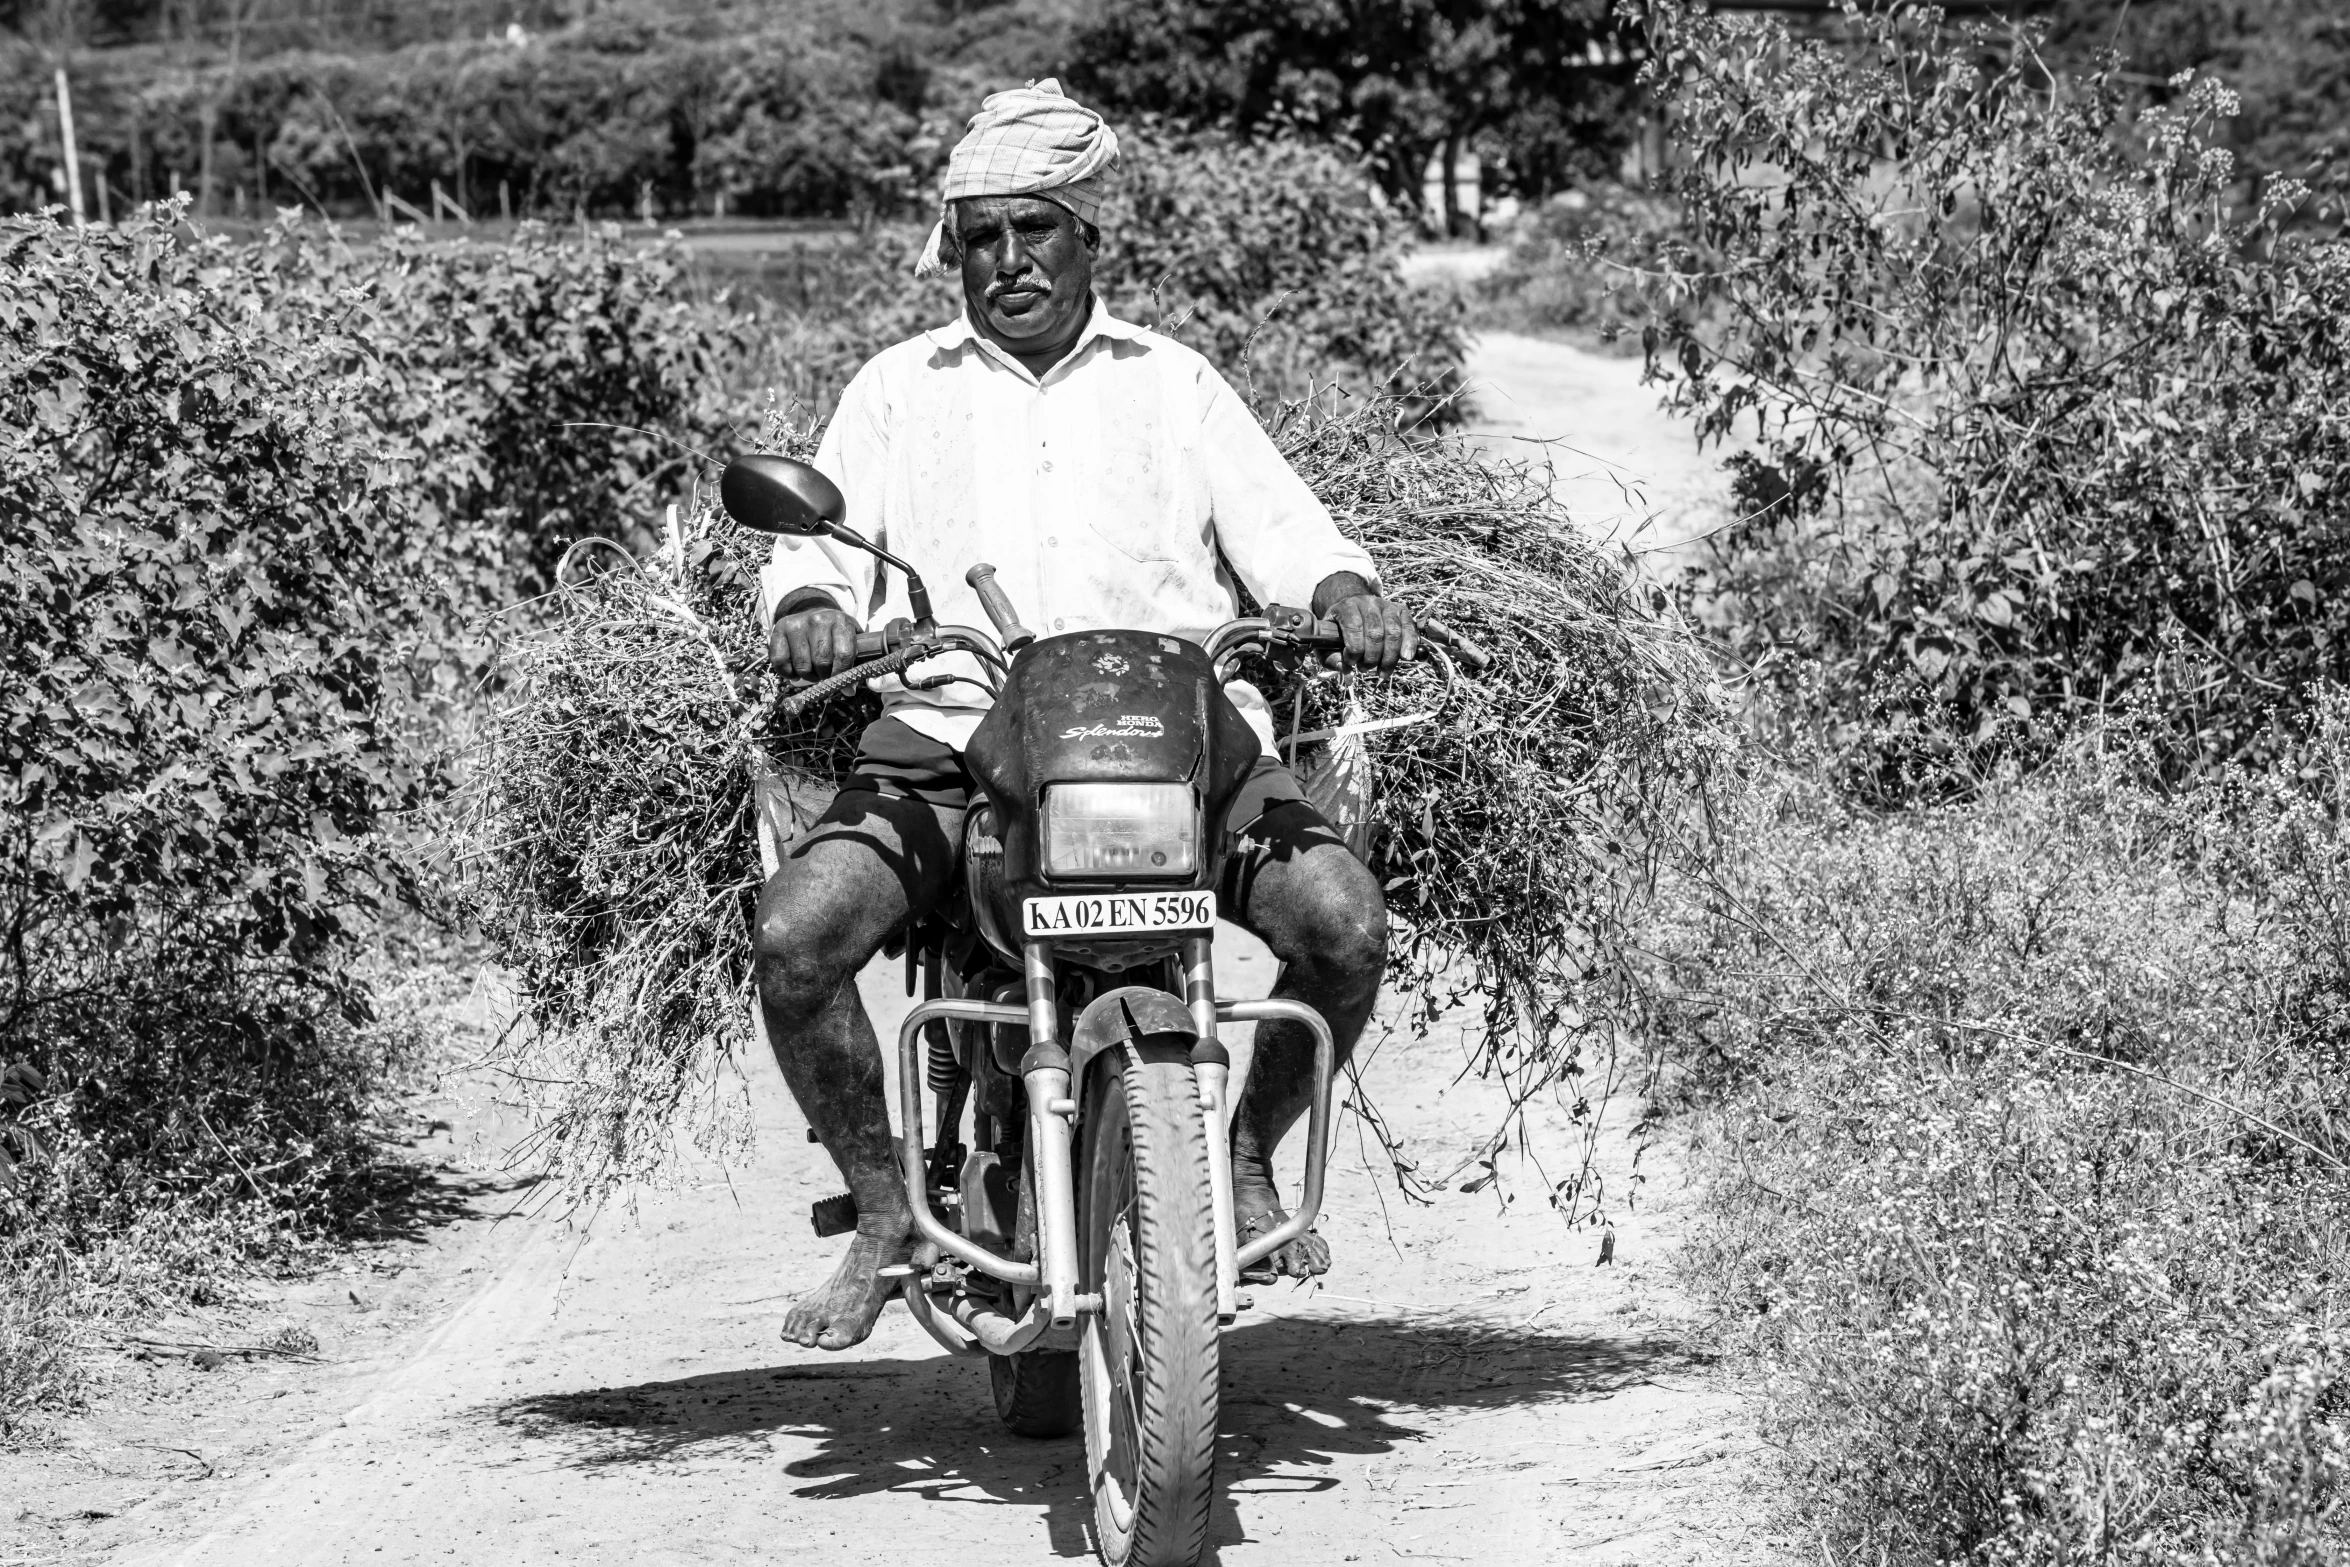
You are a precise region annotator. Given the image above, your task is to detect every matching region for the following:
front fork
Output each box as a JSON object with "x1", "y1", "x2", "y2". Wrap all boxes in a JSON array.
[
  {"x1": 1184, "y1": 935, "x2": 1241, "y2": 1320},
  {"x1": 1021, "y1": 943, "x2": 1084, "y2": 1326},
  {"x1": 892, "y1": 936, "x2": 1336, "y2": 1342}
]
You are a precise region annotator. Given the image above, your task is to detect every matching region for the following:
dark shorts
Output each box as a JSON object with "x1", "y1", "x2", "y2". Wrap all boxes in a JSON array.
[{"x1": 800, "y1": 716, "x2": 1343, "y2": 919}]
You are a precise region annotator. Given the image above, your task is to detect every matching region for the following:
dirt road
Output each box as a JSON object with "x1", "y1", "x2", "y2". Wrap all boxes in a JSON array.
[
  {"x1": 10, "y1": 926, "x2": 1788, "y2": 1567},
  {"x1": 1458, "y1": 333, "x2": 1730, "y2": 559},
  {"x1": 1405, "y1": 244, "x2": 1733, "y2": 555}
]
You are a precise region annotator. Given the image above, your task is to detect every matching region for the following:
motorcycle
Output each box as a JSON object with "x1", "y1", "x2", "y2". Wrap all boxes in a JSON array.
[{"x1": 720, "y1": 454, "x2": 1490, "y2": 1567}]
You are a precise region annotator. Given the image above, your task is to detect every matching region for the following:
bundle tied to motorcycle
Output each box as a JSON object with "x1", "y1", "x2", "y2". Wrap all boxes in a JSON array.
[{"x1": 463, "y1": 395, "x2": 1729, "y2": 1213}]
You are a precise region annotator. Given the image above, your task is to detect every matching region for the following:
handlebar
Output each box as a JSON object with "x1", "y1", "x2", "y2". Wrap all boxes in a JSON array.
[
  {"x1": 768, "y1": 599, "x2": 1498, "y2": 723},
  {"x1": 1258, "y1": 604, "x2": 1494, "y2": 674}
]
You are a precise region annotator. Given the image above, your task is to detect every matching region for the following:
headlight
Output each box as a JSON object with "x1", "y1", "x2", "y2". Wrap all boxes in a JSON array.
[{"x1": 1041, "y1": 782, "x2": 1198, "y2": 879}]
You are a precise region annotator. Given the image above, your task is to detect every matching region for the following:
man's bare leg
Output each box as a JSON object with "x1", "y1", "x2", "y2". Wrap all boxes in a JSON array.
[
  {"x1": 1228, "y1": 801, "x2": 1388, "y2": 1280},
  {"x1": 751, "y1": 791, "x2": 956, "y2": 1350}
]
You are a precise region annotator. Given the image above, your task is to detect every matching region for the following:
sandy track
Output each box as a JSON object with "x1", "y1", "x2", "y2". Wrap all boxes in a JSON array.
[
  {"x1": 1458, "y1": 333, "x2": 1732, "y2": 562},
  {"x1": 1403, "y1": 243, "x2": 1734, "y2": 554},
  {"x1": 13, "y1": 930, "x2": 1789, "y2": 1567}
]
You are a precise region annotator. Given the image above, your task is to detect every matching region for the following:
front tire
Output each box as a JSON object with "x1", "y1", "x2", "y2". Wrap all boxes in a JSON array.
[{"x1": 1078, "y1": 1048, "x2": 1219, "y2": 1567}]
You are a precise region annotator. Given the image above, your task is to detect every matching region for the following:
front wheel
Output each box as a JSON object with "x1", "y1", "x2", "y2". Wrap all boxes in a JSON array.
[{"x1": 1078, "y1": 1049, "x2": 1220, "y2": 1567}]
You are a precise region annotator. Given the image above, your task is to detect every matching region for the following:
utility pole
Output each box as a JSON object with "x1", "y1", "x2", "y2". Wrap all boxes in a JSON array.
[{"x1": 54, "y1": 67, "x2": 86, "y2": 225}]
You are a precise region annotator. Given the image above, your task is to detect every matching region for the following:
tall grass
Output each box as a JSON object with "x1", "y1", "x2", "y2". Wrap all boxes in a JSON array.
[{"x1": 1648, "y1": 701, "x2": 2350, "y2": 1562}]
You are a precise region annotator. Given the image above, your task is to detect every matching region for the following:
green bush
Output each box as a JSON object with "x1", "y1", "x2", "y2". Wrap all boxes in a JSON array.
[
  {"x1": 0, "y1": 206, "x2": 740, "y2": 1429},
  {"x1": 1639, "y1": 1, "x2": 2350, "y2": 790},
  {"x1": 294, "y1": 221, "x2": 753, "y2": 592},
  {"x1": 1648, "y1": 707, "x2": 2350, "y2": 1563},
  {"x1": 0, "y1": 209, "x2": 459, "y2": 1259}
]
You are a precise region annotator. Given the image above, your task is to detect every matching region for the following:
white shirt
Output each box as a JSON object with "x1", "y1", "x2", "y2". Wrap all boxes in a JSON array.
[{"x1": 758, "y1": 300, "x2": 1378, "y2": 753}]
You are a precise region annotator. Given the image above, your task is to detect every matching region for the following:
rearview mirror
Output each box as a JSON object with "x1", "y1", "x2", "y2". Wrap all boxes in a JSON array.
[{"x1": 720, "y1": 454, "x2": 845, "y2": 537}]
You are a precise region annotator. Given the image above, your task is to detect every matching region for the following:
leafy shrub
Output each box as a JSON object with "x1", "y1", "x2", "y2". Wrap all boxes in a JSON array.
[
  {"x1": 1639, "y1": 1, "x2": 2350, "y2": 789},
  {"x1": 0, "y1": 206, "x2": 727, "y2": 1428},
  {"x1": 1470, "y1": 181, "x2": 1681, "y2": 349},
  {"x1": 1649, "y1": 704, "x2": 2350, "y2": 1563},
  {"x1": 288, "y1": 221, "x2": 754, "y2": 593},
  {"x1": 0, "y1": 208, "x2": 459, "y2": 1242},
  {"x1": 2041, "y1": 0, "x2": 2350, "y2": 198}
]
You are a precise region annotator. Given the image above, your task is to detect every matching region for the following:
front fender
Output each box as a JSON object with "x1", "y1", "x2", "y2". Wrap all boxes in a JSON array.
[{"x1": 1066, "y1": 986, "x2": 1198, "y2": 1096}]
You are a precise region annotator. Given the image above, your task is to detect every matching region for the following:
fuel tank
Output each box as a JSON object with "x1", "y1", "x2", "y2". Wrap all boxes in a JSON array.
[{"x1": 964, "y1": 629, "x2": 1261, "y2": 899}]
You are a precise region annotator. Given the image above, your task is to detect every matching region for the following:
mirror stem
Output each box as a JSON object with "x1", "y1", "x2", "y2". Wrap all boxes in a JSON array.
[{"x1": 831, "y1": 522, "x2": 936, "y2": 634}]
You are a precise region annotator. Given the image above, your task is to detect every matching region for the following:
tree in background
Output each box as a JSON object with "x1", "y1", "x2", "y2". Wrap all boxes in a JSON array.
[
  {"x1": 0, "y1": 5, "x2": 949, "y2": 219},
  {"x1": 1067, "y1": 0, "x2": 1638, "y2": 233},
  {"x1": 1640, "y1": 0, "x2": 2350, "y2": 788}
]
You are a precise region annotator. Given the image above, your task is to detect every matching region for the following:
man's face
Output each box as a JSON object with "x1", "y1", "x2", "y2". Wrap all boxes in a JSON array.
[{"x1": 955, "y1": 195, "x2": 1096, "y2": 351}]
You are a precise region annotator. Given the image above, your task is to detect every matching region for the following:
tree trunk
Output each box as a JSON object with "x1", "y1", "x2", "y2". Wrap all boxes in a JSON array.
[
  {"x1": 198, "y1": 101, "x2": 216, "y2": 215},
  {"x1": 1381, "y1": 144, "x2": 1428, "y2": 224},
  {"x1": 1440, "y1": 128, "x2": 1464, "y2": 240},
  {"x1": 199, "y1": 1, "x2": 253, "y2": 219}
]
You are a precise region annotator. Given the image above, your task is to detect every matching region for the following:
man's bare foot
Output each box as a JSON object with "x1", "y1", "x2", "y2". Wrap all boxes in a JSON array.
[
  {"x1": 1233, "y1": 1179, "x2": 1330, "y2": 1284},
  {"x1": 782, "y1": 1217, "x2": 912, "y2": 1351}
]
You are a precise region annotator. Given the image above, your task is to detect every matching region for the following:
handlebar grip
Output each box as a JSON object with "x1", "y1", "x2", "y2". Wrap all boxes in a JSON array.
[
  {"x1": 964, "y1": 563, "x2": 1036, "y2": 651},
  {"x1": 780, "y1": 644, "x2": 919, "y2": 720},
  {"x1": 853, "y1": 631, "x2": 888, "y2": 660}
]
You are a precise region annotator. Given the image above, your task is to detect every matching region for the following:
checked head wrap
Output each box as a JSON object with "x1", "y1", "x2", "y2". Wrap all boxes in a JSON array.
[{"x1": 913, "y1": 78, "x2": 1120, "y2": 279}]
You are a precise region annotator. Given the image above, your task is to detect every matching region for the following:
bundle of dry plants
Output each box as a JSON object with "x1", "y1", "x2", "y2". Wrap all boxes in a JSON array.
[{"x1": 465, "y1": 398, "x2": 1728, "y2": 1210}]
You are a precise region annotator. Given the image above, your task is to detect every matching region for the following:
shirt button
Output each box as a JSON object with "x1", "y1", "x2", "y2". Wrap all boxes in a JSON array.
[
  {"x1": 1054, "y1": 618, "x2": 1066, "y2": 631},
  {"x1": 1047, "y1": 535, "x2": 1058, "y2": 547},
  {"x1": 1042, "y1": 461, "x2": 1054, "y2": 472}
]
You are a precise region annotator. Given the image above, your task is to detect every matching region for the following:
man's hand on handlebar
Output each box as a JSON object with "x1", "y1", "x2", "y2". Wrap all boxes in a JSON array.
[
  {"x1": 1313, "y1": 572, "x2": 1418, "y2": 672},
  {"x1": 769, "y1": 603, "x2": 864, "y2": 678}
]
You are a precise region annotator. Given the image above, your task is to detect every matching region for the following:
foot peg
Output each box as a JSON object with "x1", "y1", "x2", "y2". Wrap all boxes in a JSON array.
[{"x1": 810, "y1": 1193, "x2": 858, "y2": 1237}]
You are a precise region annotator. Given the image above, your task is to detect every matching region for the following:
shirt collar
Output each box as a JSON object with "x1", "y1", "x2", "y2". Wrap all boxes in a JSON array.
[{"x1": 925, "y1": 296, "x2": 1146, "y2": 378}]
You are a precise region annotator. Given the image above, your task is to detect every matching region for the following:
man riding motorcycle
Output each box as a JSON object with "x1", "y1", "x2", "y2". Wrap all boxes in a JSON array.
[{"x1": 753, "y1": 79, "x2": 1414, "y2": 1352}]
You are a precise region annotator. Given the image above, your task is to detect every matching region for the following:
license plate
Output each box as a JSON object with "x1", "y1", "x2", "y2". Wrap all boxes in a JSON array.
[{"x1": 1022, "y1": 890, "x2": 1216, "y2": 938}]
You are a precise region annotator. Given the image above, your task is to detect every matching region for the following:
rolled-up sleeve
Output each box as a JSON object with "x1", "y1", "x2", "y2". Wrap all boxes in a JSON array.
[
  {"x1": 1195, "y1": 368, "x2": 1378, "y2": 610},
  {"x1": 755, "y1": 366, "x2": 886, "y2": 626}
]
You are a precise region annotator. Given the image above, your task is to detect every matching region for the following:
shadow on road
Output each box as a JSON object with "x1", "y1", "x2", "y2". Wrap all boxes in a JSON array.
[{"x1": 484, "y1": 1305, "x2": 1690, "y2": 1561}]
